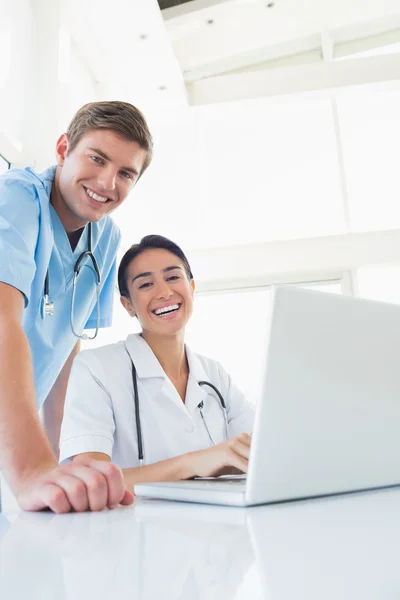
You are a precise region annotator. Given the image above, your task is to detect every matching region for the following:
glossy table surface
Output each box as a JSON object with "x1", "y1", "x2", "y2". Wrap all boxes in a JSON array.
[{"x1": 1, "y1": 487, "x2": 400, "y2": 599}]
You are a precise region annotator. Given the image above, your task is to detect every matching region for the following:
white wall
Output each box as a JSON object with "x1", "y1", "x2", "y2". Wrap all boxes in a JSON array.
[
  {"x1": 58, "y1": 37, "x2": 99, "y2": 133},
  {"x1": 0, "y1": 0, "x2": 98, "y2": 170},
  {"x1": 0, "y1": 0, "x2": 34, "y2": 165}
]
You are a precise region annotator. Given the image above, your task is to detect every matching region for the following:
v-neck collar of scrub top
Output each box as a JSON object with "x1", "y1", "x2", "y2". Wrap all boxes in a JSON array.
[
  {"x1": 49, "y1": 204, "x2": 89, "y2": 287},
  {"x1": 124, "y1": 333, "x2": 211, "y2": 417}
]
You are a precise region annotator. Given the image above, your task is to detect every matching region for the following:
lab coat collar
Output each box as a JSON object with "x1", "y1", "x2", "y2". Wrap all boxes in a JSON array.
[
  {"x1": 185, "y1": 345, "x2": 209, "y2": 382},
  {"x1": 124, "y1": 334, "x2": 166, "y2": 379},
  {"x1": 125, "y1": 334, "x2": 210, "y2": 381},
  {"x1": 124, "y1": 334, "x2": 211, "y2": 415}
]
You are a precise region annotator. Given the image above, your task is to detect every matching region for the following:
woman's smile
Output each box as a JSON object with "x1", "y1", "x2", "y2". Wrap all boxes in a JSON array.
[{"x1": 152, "y1": 302, "x2": 182, "y2": 319}]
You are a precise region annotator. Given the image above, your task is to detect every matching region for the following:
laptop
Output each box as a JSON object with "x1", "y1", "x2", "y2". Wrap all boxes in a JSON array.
[{"x1": 134, "y1": 285, "x2": 400, "y2": 506}]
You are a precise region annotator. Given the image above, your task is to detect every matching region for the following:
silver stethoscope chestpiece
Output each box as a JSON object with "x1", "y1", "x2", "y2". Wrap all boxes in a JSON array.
[
  {"x1": 42, "y1": 295, "x2": 54, "y2": 318},
  {"x1": 42, "y1": 223, "x2": 101, "y2": 339}
]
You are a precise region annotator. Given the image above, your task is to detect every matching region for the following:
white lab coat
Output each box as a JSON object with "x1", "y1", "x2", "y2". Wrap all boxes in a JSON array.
[{"x1": 59, "y1": 334, "x2": 255, "y2": 468}]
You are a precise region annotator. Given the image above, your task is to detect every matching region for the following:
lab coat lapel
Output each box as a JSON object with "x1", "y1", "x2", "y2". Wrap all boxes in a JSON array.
[
  {"x1": 185, "y1": 346, "x2": 209, "y2": 417},
  {"x1": 124, "y1": 334, "x2": 195, "y2": 417},
  {"x1": 124, "y1": 334, "x2": 166, "y2": 379}
]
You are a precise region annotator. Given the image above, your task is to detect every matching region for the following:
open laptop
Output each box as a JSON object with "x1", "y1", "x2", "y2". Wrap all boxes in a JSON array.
[{"x1": 134, "y1": 285, "x2": 400, "y2": 506}]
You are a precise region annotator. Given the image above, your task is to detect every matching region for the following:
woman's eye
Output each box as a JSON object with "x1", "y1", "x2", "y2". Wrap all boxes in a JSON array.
[
  {"x1": 167, "y1": 275, "x2": 180, "y2": 281},
  {"x1": 139, "y1": 282, "x2": 152, "y2": 289}
]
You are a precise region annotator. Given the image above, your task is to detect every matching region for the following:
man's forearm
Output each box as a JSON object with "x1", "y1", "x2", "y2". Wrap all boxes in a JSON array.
[{"x1": 0, "y1": 318, "x2": 56, "y2": 494}]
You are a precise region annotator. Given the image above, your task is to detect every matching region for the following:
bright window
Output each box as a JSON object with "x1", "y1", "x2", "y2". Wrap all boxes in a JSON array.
[
  {"x1": 185, "y1": 281, "x2": 343, "y2": 406},
  {"x1": 114, "y1": 92, "x2": 346, "y2": 251},
  {"x1": 356, "y1": 265, "x2": 400, "y2": 305},
  {"x1": 185, "y1": 288, "x2": 271, "y2": 406},
  {"x1": 336, "y1": 83, "x2": 400, "y2": 231}
]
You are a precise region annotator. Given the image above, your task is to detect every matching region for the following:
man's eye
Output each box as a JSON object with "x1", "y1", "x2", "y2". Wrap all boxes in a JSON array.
[
  {"x1": 120, "y1": 170, "x2": 133, "y2": 180},
  {"x1": 91, "y1": 155, "x2": 103, "y2": 164}
]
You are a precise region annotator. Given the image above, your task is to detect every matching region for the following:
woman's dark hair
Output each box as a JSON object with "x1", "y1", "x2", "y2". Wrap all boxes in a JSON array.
[{"x1": 118, "y1": 234, "x2": 194, "y2": 299}]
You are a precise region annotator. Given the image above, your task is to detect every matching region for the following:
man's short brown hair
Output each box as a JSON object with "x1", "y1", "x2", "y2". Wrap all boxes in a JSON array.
[{"x1": 66, "y1": 101, "x2": 153, "y2": 175}]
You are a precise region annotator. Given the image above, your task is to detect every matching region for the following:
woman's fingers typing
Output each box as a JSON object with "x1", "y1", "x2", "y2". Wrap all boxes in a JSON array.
[{"x1": 192, "y1": 432, "x2": 252, "y2": 478}]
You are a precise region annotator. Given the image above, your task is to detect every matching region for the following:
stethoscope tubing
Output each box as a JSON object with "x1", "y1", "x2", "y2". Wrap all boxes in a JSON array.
[
  {"x1": 127, "y1": 350, "x2": 228, "y2": 465},
  {"x1": 131, "y1": 360, "x2": 145, "y2": 466},
  {"x1": 43, "y1": 222, "x2": 101, "y2": 339}
]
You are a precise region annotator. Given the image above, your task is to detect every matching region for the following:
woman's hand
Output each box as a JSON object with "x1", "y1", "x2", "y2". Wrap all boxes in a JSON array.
[{"x1": 189, "y1": 433, "x2": 251, "y2": 479}]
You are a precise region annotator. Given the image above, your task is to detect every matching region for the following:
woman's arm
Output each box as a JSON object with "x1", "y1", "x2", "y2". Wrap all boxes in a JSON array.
[{"x1": 73, "y1": 433, "x2": 251, "y2": 493}]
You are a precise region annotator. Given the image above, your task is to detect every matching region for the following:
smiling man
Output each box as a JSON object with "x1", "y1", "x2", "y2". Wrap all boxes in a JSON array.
[{"x1": 0, "y1": 101, "x2": 153, "y2": 512}]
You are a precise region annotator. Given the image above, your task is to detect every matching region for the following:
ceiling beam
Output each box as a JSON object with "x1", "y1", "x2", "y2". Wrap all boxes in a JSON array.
[
  {"x1": 188, "y1": 229, "x2": 400, "y2": 291},
  {"x1": 182, "y1": 27, "x2": 400, "y2": 83},
  {"x1": 335, "y1": 27, "x2": 400, "y2": 58},
  {"x1": 183, "y1": 35, "x2": 321, "y2": 82},
  {"x1": 321, "y1": 30, "x2": 334, "y2": 62},
  {"x1": 187, "y1": 52, "x2": 400, "y2": 105}
]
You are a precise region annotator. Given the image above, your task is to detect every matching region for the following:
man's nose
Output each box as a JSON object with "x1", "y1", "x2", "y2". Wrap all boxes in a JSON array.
[{"x1": 97, "y1": 166, "x2": 117, "y2": 191}]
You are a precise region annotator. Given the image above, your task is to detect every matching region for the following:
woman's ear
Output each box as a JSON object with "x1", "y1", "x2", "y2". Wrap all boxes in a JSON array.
[
  {"x1": 190, "y1": 279, "x2": 196, "y2": 295},
  {"x1": 120, "y1": 295, "x2": 136, "y2": 318}
]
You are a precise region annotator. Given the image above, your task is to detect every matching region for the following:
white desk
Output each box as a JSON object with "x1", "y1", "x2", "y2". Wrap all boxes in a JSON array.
[{"x1": 1, "y1": 487, "x2": 400, "y2": 599}]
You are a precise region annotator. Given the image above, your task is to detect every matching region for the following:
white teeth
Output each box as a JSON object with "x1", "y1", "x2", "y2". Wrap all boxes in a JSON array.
[
  {"x1": 86, "y1": 188, "x2": 108, "y2": 203},
  {"x1": 154, "y1": 304, "x2": 179, "y2": 315}
]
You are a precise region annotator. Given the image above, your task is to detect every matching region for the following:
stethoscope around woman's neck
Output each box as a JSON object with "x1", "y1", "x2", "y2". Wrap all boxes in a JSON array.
[{"x1": 128, "y1": 350, "x2": 229, "y2": 466}]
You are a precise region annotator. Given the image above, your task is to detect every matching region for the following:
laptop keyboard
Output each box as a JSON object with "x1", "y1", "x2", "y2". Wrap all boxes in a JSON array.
[
  {"x1": 194, "y1": 475, "x2": 246, "y2": 483},
  {"x1": 181, "y1": 476, "x2": 247, "y2": 490}
]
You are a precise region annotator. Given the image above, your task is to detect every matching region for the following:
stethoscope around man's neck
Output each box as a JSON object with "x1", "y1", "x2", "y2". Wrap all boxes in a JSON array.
[
  {"x1": 41, "y1": 222, "x2": 102, "y2": 340},
  {"x1": 128, "y1": 349, "x2": 229, "y2": 466}
]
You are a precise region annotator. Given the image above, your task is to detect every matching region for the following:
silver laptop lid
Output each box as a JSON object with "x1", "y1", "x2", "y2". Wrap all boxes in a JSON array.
[{"x1": 246, "y1": 285, "x2": 400, "y2": 504}]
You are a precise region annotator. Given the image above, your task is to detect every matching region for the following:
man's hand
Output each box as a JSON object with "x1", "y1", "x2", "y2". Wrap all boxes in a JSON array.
[
  {"x1": 15, "y1": 457, "x2": 134, "y2": 513},
  {"x1": 190, "y1": 433, "x2": 251, "y2": 478}
]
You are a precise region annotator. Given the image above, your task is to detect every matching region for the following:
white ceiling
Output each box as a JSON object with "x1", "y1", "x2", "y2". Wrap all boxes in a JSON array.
[{"x1": 65, "y1": 0, "x2": 400, "y2": 116}]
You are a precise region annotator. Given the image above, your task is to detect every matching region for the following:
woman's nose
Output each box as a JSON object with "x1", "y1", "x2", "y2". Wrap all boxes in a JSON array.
[{"x1": 156, "y1": 281, "x2": 172, "y2": 299}]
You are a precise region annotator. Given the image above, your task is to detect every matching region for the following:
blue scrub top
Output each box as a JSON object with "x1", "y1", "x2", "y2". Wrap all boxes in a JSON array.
[{"x1": 0, "y1": 166, "x2": 121, "y2": 407}]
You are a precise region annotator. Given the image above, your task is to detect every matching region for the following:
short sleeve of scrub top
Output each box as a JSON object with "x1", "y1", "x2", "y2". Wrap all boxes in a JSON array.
[{"x1": 0, "y1": 173, "x2": 40, "y2": 305}]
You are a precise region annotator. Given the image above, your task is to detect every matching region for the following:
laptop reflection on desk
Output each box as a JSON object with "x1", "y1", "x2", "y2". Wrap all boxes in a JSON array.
[{"x1": 135, "y1": 487, "x2": 400, "y2": 600}]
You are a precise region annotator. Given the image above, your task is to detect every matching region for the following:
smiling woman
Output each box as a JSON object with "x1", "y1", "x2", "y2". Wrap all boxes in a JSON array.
[{"x1": 59, "y1": 234, "x2": 255, "y2": 493}]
